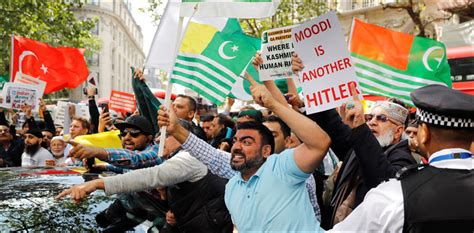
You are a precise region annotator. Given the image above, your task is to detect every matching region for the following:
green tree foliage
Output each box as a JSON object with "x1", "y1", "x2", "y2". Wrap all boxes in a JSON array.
[{"x1": 0, "y1": 0, "x2": 101, "y2": 75}]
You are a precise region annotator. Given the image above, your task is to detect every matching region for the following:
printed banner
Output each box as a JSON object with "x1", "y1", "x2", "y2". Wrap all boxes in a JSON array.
[
  {"x1": 109, "y1": 90, "x2": 136, "y2": 114},
  {"x1": 13, "y1": 73, "x2": 47, "y2": 98},
  {"x1": 259, "y1": 25, "x2": 295, "y2": 81},
  {"x1": 1, "y1": 82, "x2": 40, "y2": 111},
  {"x1": 292, "y1": 11, "x2": 362, "y2": 114}
]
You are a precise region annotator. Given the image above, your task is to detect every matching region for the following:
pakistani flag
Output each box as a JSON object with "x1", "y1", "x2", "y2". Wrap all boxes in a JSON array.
[
  {"x1": 176, "y1": 0, "x2": 281, "y2": 19},
  {"x1": 171, "y1": 19, "x2": 260, "y2": 104},
  {"x1": 350, "y1": 19, "x2": 452, "y2": 105}
]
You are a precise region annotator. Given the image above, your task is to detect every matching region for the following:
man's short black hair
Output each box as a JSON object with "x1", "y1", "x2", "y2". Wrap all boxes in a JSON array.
[
  {"x1": 201, "y1": 115, "x2": 215, "y2": 123},
  {"x1": 177, "y1": 94, "x2": 197, "y2": 112},
  {"x1": 264, "y1": 115, "x2": 291, "y2": 139},
  {"x1": 215, "y1": 113, "x2": 235, "y2": 130},
  {"x1": 237, "y1": 121, "x2": 275, "y2": 154}
]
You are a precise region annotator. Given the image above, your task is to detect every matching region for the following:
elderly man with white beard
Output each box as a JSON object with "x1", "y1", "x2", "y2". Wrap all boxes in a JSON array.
[{"x1": 292, "y1": 54, "x2": 417, "y2": 229}]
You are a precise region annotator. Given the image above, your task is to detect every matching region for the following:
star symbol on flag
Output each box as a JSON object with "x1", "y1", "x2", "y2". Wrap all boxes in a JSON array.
[
  {"x1": 231, "y1": 45, "x2": 239, "y2": 52},
  {"x1": 40, "y1": 64, "x2": 48, "y2": 74}
]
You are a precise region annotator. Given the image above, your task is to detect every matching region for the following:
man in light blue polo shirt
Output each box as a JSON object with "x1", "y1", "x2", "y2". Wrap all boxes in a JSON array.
[{"x1": 156, "y1": 76, "x2": 331, "y2": 232}]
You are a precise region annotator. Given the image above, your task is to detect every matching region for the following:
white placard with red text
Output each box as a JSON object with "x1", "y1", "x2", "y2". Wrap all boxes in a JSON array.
[
  {"x1": 292, "y1": 11, "x2": 361, "y2": 114},
  {"x1": 259, "y1": 25, "x2": 295, "y2": 81}
]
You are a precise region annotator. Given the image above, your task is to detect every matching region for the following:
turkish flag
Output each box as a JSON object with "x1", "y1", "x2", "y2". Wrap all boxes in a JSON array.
[{"x1": 11, "y1": 36, "x2": 89, "y2": 94}]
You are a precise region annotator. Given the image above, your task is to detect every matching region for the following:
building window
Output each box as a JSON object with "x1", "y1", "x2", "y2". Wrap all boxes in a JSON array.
[
  {"x1": 112, "y1": 49, "x2": 115, "y2": 70},
  {"x1": 362, "y1": 0, "x2": 374, "y2": 8},
  {"x1": 352, "y1": 0, "x2": 358, "y2": 10}
]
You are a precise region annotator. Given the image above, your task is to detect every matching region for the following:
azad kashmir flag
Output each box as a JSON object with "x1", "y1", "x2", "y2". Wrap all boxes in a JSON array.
[
  {"x1": 176, "y1": 0, "x2": 281, "y2": 18},
  {"x1": 11, "y1": 36, "x2": 89, "y2": 94},
  {"x1": 171, "y1": 18, "x2": 260, "y2": 104},
  {"x1": 349, "y1": 19, "x2": 452, "y2": 105}
]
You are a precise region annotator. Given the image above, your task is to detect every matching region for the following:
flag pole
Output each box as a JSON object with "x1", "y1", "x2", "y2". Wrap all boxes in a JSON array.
[
  {"x1": 10, "y1": 34, "x2": 14, "y2": 81},
  {"x1": 158, "y1": 4, "x2": 199, "y2": 158}
]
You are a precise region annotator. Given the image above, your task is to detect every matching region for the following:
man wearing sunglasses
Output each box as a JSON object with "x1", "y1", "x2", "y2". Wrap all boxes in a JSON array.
[{"x1": 67, "y1": 115, "x2": 161, "y2": 171}]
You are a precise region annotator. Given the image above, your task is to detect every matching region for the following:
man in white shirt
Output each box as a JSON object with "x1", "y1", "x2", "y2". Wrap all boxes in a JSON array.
[
  {"x1": 331, "y1": 84, "x2": 474, "y2": 232},
  {"x1": 21, "y1": 129, "x2": 54, "y2": 166}
]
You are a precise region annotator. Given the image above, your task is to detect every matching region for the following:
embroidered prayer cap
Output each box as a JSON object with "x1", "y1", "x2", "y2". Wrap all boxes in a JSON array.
[
  {"x1": 411, "y1": 84, "x2": 474, "y2": 128},
  {"x1": 372, "y1": 101, "x2": 409, "y2": 125}
]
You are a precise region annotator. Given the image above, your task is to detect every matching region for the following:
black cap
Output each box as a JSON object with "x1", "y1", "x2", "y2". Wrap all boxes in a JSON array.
[
  {"x1": 410, "y1": 84, "x2": 474, "y2": 128},
  {"x1": 25, "y1": 128, "x2": 43, "y2": 138},
  {"x1": 115, "y1": 115, "x2": 153, "y2": 135}
]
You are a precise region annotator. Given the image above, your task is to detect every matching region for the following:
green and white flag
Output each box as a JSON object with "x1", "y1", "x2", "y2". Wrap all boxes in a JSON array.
[
  {"x1": 171, "y1": 18, "x2": 260, "y2": 104},
  {"x1": 175, "y1": 0, "x2": 281, "y2": 19},
  {"x1": 349, "y1": 19, "x2": 452, "y2": 106}
]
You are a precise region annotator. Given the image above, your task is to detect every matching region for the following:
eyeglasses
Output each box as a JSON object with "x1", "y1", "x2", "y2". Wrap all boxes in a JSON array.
[
  {"x1": 365, "y1": 114, "x2": 400, "y2": 125},
  {"x1": 120, "y1": 129, "x2": 143, "y2": 138}
]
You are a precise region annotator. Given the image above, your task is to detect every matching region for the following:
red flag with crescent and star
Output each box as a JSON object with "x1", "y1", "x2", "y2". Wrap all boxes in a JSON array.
[{"x1": 10, "y1": 36, "x2": 89, "y2": 94}]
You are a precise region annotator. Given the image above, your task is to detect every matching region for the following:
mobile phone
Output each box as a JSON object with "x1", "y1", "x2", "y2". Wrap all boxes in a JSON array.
[{"x1": 102, "y1": 104, "x2": 109, "y2": 113}]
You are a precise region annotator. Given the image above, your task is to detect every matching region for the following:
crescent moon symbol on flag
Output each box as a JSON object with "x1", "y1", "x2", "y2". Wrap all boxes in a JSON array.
[
  {"x1": 218, "y1": 41, "x2": 237, "y2": 60},
  {"x1": 18, "y1": 51, "x2": 39, "y2": 76},
  {"x1": 422, "y1": 46, "x2": 443, "y2": 72}
]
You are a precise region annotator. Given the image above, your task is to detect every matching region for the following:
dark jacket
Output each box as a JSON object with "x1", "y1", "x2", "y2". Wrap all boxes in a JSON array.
[
  {"x1": 308, "y1": 109, "x2": 416, "y2": 227},
  {"x1": 168, "y1": 171, "x2": 232, "y2": 233},
  {"x1": 0, "y1": 138, "x2": 24, "y2": 167}
]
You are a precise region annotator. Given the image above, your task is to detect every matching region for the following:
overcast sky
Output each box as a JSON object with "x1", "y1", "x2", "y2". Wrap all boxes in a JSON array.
[{"x1": 130, "y1": 0, "x2": 166, "y2": 57}]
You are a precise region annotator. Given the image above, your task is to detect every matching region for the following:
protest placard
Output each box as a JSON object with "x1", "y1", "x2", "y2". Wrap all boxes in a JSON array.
[
  {"x1": 1, "y1": 82, "x2": 40, "y2": 111},
  {"x1": 292, "y1": 11, "x2": 362, "y2": 114},
  {"x1": 54, "y1": 101, "x2": 90, "y2": 127},
  {"x1": 259, "y1": 25, "x2": 295, "y2": 81},
  {"x1": 13, "y1": 73, "x2": 47, "y2": 98},
  {"x1": 109, "y1": 90, "x2": 136, "y2": 114}
]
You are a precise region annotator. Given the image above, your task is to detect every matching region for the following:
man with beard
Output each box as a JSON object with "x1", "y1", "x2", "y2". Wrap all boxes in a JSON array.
[
  {"x1": 21, "y1": 129, "x2": 54, "y2": 166},
  {"x1": 292, "y1": 53, "x2": 416, "y2": 228},
  {"x1": 57, "y1": 119, "x2": 233, "y2": 233},
  {"x1": 66, "y1": 115, "x2": 159, "y2": 171},
  {"x1": 50, "y1": 136, "x2": 67, "y2": 165},
  {"x1": 331, "y1": 85, "x2": 474, "y2": 232},
  {"x1": 155, "y1": 78, "x2": 330, "y2": 231},
  {"x1": 57, "y1": 77, "x2": 331, "y2": 232}
]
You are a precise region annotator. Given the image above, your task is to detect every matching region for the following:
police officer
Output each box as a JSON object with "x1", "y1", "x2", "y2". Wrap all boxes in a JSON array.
[{"x1": 330, "y1": 84, "x2": 474, "y2": 232}]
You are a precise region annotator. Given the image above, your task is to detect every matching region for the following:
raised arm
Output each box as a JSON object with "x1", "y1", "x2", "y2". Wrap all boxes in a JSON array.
[
  {"x1": 157, "y1": 105, "x2": 236, "y2": 179},
  {"x1": 247, "y1": 74, "x2": 331, "y2": 173}
]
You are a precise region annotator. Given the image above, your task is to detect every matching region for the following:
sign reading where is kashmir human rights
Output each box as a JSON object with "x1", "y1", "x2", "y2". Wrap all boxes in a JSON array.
[
  {"x1": 292, "y1": 11, "x2": 362, "y2": 114},
  {"x1": 259, "y1": 25, "x2": 295, "y2": 81}
]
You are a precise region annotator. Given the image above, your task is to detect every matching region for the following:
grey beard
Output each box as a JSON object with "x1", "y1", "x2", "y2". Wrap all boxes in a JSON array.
[{"x1": 376, "y1": 130, "x2": 395, "y2": 148}]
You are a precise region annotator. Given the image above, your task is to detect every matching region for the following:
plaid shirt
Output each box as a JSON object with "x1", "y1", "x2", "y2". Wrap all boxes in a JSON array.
[
  {"x1": 105, "y1": 144, "x2": 161, "y2": 172},
  {"x1": 181, "y1": 133, "x2": 321, "y2": 221}
]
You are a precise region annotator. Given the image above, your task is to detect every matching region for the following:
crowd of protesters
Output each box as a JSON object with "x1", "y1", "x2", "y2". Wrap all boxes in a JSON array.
[{"x1": 0, "y1": 50, "x2": 471, "y2": 232}]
